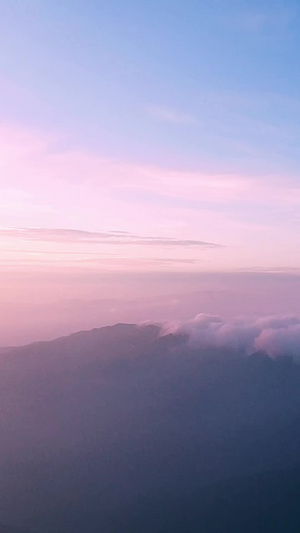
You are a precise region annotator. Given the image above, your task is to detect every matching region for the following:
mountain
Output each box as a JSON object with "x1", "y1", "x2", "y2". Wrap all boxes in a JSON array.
[
  {"x1": 1, "y1": 323, "x2": 300, "y2": 532},
  {"x1": 0, "y1": 525, "x2": 35, "y2": 533},
  {"x1": 109, "y1": 464, "x2": 300, "y2": 533}
]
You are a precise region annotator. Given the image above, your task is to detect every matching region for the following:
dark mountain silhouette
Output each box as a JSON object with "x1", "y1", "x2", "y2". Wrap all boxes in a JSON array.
[
  {"x1": 1, "y1": 323, "x2": 300, "y2": 532},
  {"x1": 0, "y1": 525, "x2": 34, "y2": 533}
]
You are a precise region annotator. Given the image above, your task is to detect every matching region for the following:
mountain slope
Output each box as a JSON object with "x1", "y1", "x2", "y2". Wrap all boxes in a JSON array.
[{"x1": 1, "y1": 323, "x2": 300, "y2": 532}]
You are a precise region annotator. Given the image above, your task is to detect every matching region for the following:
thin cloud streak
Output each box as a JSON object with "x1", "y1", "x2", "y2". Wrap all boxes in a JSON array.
[
  {"x1": 2, "y1": 125, "x2": 300, "y2": 274},
  {"x1": 0, "y1": 227, "x2": 222, "y2": 248},
  {"x1": 2, "y1": 125, "x2": 300, "y2": 213},
  {"x1": 148, "y1": 105, "x2": 198, "y2": 125}
]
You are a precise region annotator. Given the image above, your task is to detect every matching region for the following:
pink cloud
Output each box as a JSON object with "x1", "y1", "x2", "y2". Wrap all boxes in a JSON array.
[
  {"x1": 163, "y1": 313, "x2": 300, "y2": 359},
  {"x1": 1, "y1": 124, "x2": 300, "y2": 275},
  {"x1": 1, "y1": 124, "x2": 299, "y2": 212},
  {"x1": 0, "y1": 124, "x2": 259, "y2": 205}
]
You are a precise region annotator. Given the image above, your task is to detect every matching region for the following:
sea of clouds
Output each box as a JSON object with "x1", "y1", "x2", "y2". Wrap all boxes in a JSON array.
[{"x1": 159, "y1": 314, "x2": 300, "y2": 359}]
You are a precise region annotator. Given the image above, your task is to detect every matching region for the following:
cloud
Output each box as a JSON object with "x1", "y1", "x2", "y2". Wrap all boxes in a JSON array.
[
  {"x1": 227, "y1": 8, "x2": 295, "y2": 34},
  {"x1": 2, "y1": 124, "x2": 300, "y2": 215},
  {"x1": 0, "y1": 227, "x2": 221, "y2": 248},
  {"x1": 3, "y1": 124, "x2": 300, "y2": 276},
  {"x1": 148, "y1": 105, "x2": 198, "y2": 125},
  {"x1": 161, "y1": 313, "x2": 300, "y2": 359},
  {"x1": 239, "y1": 266, "x2": 300, "y2": 274}
]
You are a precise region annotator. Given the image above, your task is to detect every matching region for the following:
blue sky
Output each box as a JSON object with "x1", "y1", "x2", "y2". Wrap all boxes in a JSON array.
[{"x1": 1, "y1": 0, "x2": 300, "y2": 173}]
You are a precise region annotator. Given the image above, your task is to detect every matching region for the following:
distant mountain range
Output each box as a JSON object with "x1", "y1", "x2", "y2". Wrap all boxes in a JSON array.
[{"x1": 1, "y1": 323, "x2": 300, "y2": 532}]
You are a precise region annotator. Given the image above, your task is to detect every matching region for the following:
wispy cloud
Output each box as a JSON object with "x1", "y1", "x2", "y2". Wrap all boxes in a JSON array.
[
  {"x1": 227, "y1": 7, "x2": 295, "y2": 34},
  {"x1": 0, "y1": 227, "x2": 222, "y2": 248},
  {"x1": 3, "y1": 124, "x2": 299, "y2": 211},
  {"x1": 148, "y1": 105, "x2": 198, "y2": 125},
  {"x1": 2, "y1": 124, "x2": 300, "y2": 274}
]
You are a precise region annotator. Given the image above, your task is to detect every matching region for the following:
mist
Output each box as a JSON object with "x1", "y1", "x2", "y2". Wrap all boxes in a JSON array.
[
  {"x1": 3, "y1": 270, "x2": 300, "y2": 346},
  {"x1": 163, "y1": 313, "x2": 300, "y2": 358}
]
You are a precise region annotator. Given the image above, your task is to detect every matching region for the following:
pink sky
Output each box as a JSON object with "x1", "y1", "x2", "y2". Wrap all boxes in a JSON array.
[
  {"x1": 1, "y1": 125, "x2": 300, "y2": 344},
  {"x1": 1, "y1": 124, "x2": 300, "y2": 275}
]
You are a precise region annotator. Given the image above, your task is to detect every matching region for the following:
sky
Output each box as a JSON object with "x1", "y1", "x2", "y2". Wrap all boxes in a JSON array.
[{"x1": 1, "y1": 0, "x2": 300, "y2": 343}]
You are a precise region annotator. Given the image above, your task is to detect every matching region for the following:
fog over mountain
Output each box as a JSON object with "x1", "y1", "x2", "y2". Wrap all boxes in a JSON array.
[
  {"x1": 2, "y1": 316, "x2": 300, "y2": 532},
  {"x1": 161, "y1": 313, "x2": 300, "y2": 358}
]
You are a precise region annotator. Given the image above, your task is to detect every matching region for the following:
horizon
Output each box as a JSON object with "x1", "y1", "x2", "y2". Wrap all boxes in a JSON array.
[
  {"x1": 4, "y1": 314, "x2": 300, "y2": 362},
  {"x1": 3, "y1": 268, "x2": 300, "y2": 345}
]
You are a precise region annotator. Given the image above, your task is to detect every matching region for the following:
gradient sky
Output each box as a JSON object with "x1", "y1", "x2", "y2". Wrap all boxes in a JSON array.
[{"x1": 1, "y1": 1, "x2": 300, "y2": 343}]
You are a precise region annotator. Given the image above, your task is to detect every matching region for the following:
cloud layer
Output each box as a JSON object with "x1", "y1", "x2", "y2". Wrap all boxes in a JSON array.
[
  {"x1": 161, "y1": 314, "x2": 300, "y2": 359},
  {"x1": 0, "y1": 227, "x2": 221, "y2": 248}
]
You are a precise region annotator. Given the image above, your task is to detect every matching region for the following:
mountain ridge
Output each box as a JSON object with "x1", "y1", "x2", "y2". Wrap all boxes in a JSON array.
[{"x1": 1, "y1": 321, "x2": 300, "y2": 532}]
